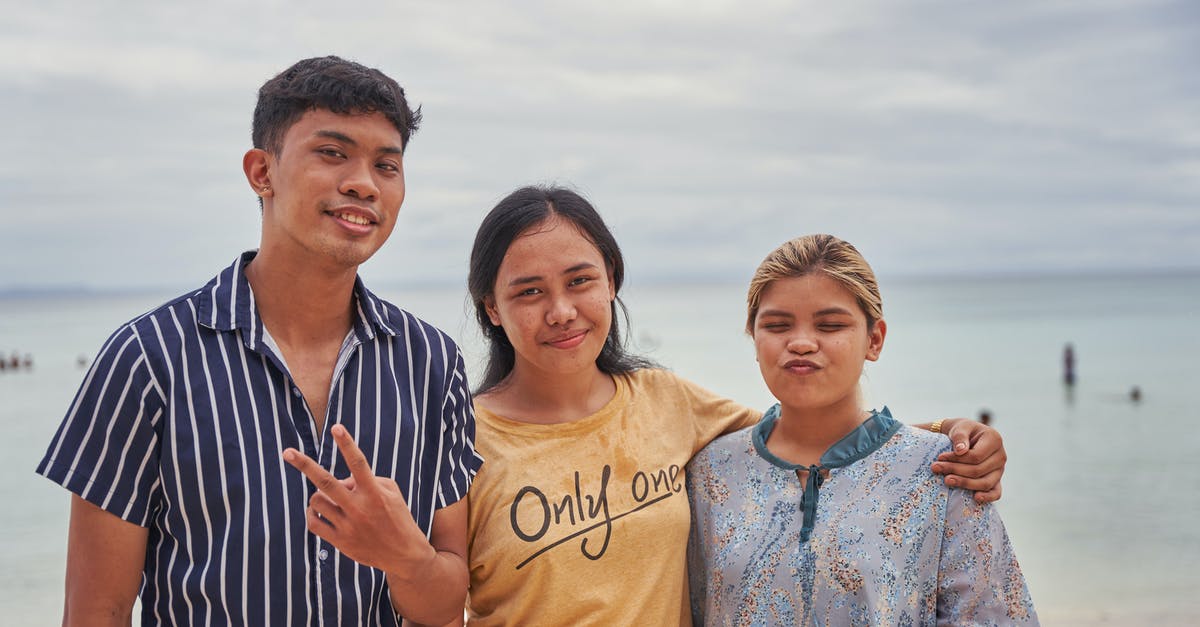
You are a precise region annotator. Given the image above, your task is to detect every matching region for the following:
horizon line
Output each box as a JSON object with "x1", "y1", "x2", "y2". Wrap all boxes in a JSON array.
[{"x1": 3, "y1": 265, "x2": 1199, "y2": 298}]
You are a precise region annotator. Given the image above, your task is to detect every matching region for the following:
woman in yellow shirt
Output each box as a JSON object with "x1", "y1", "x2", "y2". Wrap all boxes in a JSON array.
[{"x1": 437, "y1": 185, "x2": 1007, "y2": 626}]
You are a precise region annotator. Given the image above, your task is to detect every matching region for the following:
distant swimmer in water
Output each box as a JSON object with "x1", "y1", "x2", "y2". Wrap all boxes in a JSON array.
[
  {"x1": 979, "y1": 409, "x2": 993, "y2": 426},
  {"x1": 1062, "y1": 343, "x2": 1076, "y2": 386},
  {"x1": 1130, "y1": 386, "x2": 1142, "y2": 403}
]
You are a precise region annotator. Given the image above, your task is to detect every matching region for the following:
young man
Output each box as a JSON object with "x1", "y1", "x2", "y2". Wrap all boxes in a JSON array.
[{"x1": 36, "y1": 56, "x2": 482, "y2": 626}]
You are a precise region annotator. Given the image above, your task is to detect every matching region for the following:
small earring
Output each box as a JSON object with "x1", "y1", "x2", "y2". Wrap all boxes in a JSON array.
[{"x1": 261, "y1": 186, "x2": 270, "y2": 193}]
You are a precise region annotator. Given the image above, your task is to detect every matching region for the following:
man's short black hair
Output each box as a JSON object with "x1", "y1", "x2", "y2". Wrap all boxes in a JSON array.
[{"x1": 252, "y1": 56, "x2": 421, "y2": 155}]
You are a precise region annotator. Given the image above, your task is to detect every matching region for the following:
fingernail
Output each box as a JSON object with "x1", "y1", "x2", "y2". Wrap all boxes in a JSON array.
[
  {"x1": 931, "y1": 463, "x2": 943, "y2": 474},
  {"x1": 955, "y1": 442, "x2": 968, "y2": 453},
  {"x1": 946, "y1": 477, "x2": 958, "y2": 487}
]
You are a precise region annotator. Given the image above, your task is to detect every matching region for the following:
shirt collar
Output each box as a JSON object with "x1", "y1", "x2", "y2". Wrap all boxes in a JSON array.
[
  {"x1": 196, "y1": 250, "x2": 402, "y2": 343},
  {"x1": 752, "y1": 404, "x2": 902, "y2": 544},
  {"x1": 752, "y1": 404, "x2": 902, "y2": 471}
]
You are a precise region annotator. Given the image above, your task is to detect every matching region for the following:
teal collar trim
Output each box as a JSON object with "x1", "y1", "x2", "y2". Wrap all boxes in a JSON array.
[{"x1": 752, "y1": 405, "x2": 902, "y2": 543}]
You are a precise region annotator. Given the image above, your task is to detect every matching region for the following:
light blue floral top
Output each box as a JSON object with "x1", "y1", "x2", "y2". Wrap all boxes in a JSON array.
[{"x1": 687, "y1": 406, "x2": 1039, "y2": 626}]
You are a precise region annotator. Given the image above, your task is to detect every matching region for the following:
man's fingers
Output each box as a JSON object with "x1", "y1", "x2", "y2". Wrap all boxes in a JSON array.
[
  {"x1": 330, "y1": 425, "x2": 378, "y2": 489},
  {"x1": 310, "y1": 491, "x2": 345, "y2": 522},
  {"x1": 283, "y1": 448, "x2": 350, "y2": 500},
  {"x1": 306, "y1": 506, "x2": 336, "y2": 536}
]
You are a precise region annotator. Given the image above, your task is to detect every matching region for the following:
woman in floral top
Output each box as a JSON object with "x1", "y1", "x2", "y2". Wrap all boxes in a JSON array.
[{"x1": 687, "y1": 234, "x2": 1038, "y2": 626}]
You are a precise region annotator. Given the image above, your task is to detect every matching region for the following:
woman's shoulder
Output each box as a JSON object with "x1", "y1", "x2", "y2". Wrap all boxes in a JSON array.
[
  {"x1": 896, "y1": 422, "x2": 953, "y2": 452},
  {"x1": 619, "y1": 367, "x2": 695, "y2": 402},
  {"x1": 874, "y1": 408, "x2": 953, "y2": 455},
  {"x1": 620, "y1": 366, "x2": 679, "y2": 388},
  {"x1": 864, "y1": 419, "x2": 953, "y2": 475},
  {"x1": 690, "y1": 422, "x2": 758, "y2": 469},
  {"x1": 621, "y1": 367, "x2": 735, "y2": 406}
]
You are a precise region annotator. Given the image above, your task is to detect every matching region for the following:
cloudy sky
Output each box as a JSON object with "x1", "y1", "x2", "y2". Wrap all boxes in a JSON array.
[{"x1": 2, "y1": 0, "x2": 1197, "y2": 291}]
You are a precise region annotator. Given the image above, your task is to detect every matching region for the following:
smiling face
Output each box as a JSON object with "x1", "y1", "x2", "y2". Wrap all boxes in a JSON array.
[
  {"x1": 752, "y1": 272, "x2": 886, "y2": 416},
  {"x1": 247, "y1": 108, "x2": 406, "y2": 270},
  {"x1": 484, "y1": 216, "x2": 616, "y2": 380}
]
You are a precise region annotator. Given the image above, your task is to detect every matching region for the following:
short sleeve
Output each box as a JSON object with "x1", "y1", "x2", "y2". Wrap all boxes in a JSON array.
[
  {"x1": 663, "y1": 372, "x2": 761, "y2": 455},
  {"x1": 937, "y1": 489, "x2": 1040, "y2": 625},
  {"x1": 36, "y1": 323, "x2": 166, "y2": 526},
  {"x1": 435, "y1": 347, "x2": 484, "y2": 508}
]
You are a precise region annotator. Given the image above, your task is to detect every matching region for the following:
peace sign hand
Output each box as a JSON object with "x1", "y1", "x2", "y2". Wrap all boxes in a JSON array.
[{"x1": 283, "y1": 424, "x2": 436, "y2": 575}]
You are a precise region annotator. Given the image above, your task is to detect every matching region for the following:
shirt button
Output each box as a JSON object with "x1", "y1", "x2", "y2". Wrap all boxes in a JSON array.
[
  {"x1": 319, "y1": 549, "x2": 329, "y2": 561},
  {"x1": 293, "y1": 386, "x2": 302, "y2": 398}
]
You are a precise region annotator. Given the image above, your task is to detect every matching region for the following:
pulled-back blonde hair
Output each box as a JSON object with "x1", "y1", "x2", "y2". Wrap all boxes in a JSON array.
[{"x1": 746, "y1": 234, "x2": 883, "y2": 334}]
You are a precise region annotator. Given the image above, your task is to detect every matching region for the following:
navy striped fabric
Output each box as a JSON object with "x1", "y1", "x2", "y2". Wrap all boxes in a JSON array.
[{"x1": 37, "y1": 251, "x2": 483, "y2": 626}]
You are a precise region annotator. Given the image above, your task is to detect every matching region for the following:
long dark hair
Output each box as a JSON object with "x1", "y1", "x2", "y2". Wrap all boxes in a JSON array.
[{"x1": 467, "y1": 185, "x2": 655, "y2": 395}]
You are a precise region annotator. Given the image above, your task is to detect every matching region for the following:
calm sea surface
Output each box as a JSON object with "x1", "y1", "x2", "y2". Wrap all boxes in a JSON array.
[{"x1": 2, "y1": 273, "x2": 1198, "y2": 625}]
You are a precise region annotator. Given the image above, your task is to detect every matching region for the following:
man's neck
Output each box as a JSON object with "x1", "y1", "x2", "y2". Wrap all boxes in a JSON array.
[{"x1": 243, "y1": 249, "x2": 358, "y2": 346}]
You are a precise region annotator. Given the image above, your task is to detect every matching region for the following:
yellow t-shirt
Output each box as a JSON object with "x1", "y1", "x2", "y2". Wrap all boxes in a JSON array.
[{"x1": 465, "y1": 368, "x2": 760, "y2": 626}]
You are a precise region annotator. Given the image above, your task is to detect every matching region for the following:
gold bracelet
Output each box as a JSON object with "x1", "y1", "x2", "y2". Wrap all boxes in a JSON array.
[{"x1": 930, "y1": 419, "x2": 945, "y2": 434}]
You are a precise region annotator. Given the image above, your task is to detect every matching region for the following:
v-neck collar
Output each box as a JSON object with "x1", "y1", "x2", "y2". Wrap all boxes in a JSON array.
[
  {"x1": 751, "y1": 404, "x2": 902, "y2": 542},
  {"x1": 752, "y1": 405, "x2": 902, "y2": 470}
]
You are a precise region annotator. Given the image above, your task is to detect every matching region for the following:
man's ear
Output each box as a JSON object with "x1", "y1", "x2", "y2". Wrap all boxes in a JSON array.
[{"x1": 243, "y1": 148, "x2": 274, "y2": 199}]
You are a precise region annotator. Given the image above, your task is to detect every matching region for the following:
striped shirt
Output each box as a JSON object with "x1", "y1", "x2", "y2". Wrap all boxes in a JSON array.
[{"x1": 37, "y1": 251, "x2": 484, "y2": 626}]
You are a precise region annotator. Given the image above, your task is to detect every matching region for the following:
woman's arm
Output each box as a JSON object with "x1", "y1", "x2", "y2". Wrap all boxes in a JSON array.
[
  {"x1": 916, "y1": 418, "x2": 1006, "y2": 503},
  {"x1": 936, "y1": 490, "x2": 1038, "y2": 624}
]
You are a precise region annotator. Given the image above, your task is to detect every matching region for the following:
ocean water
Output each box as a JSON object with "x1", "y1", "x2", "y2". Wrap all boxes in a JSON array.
[{"x1": 2, "y1": 273, "x2": 1198, "y2": 625}]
